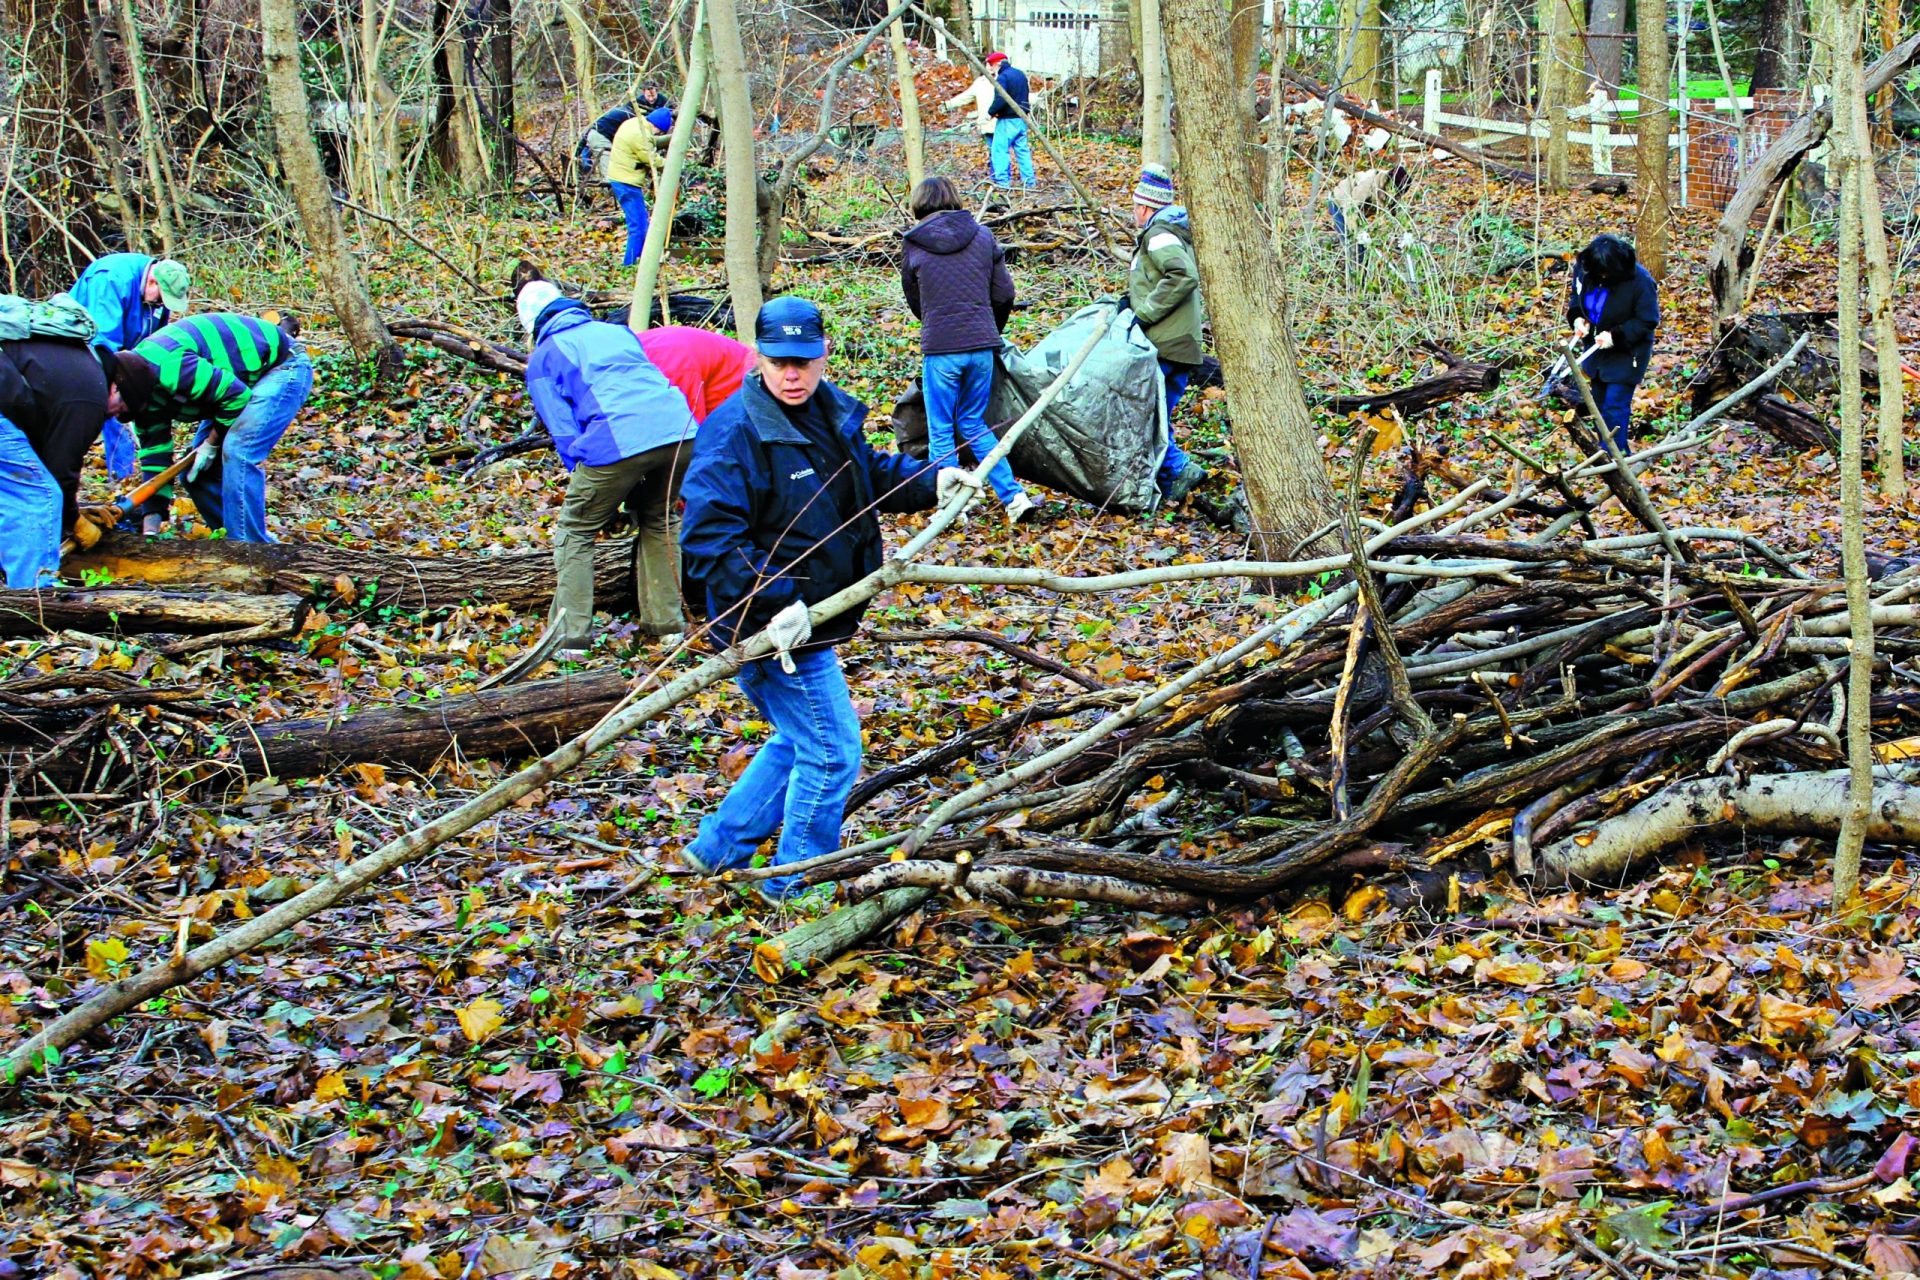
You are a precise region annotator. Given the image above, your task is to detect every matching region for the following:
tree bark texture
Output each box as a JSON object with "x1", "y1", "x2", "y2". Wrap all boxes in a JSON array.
[
  {"x1": 1831, "y1": 0, "x2": 1872, "y2": 904},
  {"x1": 1335, "y1": 0, "x2": 1382, "y2": 105},
  {"x1": 1752, "y1": 0, "x2": 1806, "y2": 88},
  {"x1": 1162, "y1": 0, "x2": 1340, "y2": 560},
  {"x1": 1586, "y1": 0, "x2": 1626, "y2": 92},
  {"x1": 1227, "y1": 0, "x2": 1264, "y2": 192},
  {"x1": 62, "y1": 533, "x2": 637, "y2": 614},
  {"x1": 489, "y1": 0, "x2": 516, "y2": 181},
  {"x1": 0, "y1": 589, "x2": 307, "y2": 638},
  {"x1": 5, "y1": 0, "x2": 103, "y2": 288},
  {"x1": 431, "y1": 0, "x2": 492, "y2": 190},
  {"x1": 889, "y1": 18, "x2": 925, "y2": 192},
  {"x1": 1541, "y1": 0, "x2": 1579, "y2": 191},
  {"x1": 1138, "y1": 0, "x2": 1173, "y2": 170},
  {"x1": 1633, "y1": 0, "x2": 1673, "y2": 278},
  {"x1": 707, "y1": 0, "x2": 764, "y2": 336},
  {"x1": 260, "y1": 0, "x2": 403, "y2": 374}
]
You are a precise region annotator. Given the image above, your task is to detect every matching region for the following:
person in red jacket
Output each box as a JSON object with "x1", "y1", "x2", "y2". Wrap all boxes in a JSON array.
[{"x1": 637, "y1": 326, "x2": 756, "y2": 421}]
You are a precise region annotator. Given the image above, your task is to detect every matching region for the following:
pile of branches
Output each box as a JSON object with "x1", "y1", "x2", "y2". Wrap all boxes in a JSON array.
[{"x1": 746, "y1": 424, "x2": 1920, "y2": 939}]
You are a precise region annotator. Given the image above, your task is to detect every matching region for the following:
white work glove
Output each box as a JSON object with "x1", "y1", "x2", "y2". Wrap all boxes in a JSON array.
[
  {"x1": 1593, "y1": 331, "x2": 1614, "y2": 349},
  {"x1": 1572, "y1": 317, "x2": 1591, "y2": 339},
  {"x1": 186, "y1": 436, "x2": 220, "y2": 483},
  {"x1": 936, "y1": 467, "x2": 982, "y2": 507},
  {"x1": 766, "y1": 600, "x2": 812, "y2": 674}
]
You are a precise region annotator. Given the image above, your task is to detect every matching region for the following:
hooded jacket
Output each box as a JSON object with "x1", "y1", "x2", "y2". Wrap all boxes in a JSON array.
[
  {"x1": 901, "y1": 210, "x2": 1016, "y2": 356},
  {"x1": 607, "y1": 114, "x2": 665, "y2": 187},
  {"x1": 1127, "y1": 206, "x2": 1205, "y2": 366},
  {"x1": 70, "y1": 253, "x2": 170, "y2": 351},
  {"x1": 526, "y1": 300, "x2": 698, "y2": 469},
  {"x1": 1565, "y1": 262, "x2": 1660, "y2": 385},
  {"x1": 680, "y1": 375, "x2": 938, "y2": 650}
]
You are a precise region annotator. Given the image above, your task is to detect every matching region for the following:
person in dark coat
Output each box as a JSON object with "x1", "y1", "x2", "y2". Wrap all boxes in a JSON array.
[
  {"x1": 0, "y1": 337, "x2": 115, "y2": 586},
  {"x1": 635, "y1": 80, "x2": 673, "y2": 116},
  {"x1": 677, "y1": 297, "x2": 975, "y2": 903},
  {"x1": 901, "y1": 176, "x2": 1033, "y2": 525},
  {"x1": 1566, "y1": 233, "x2": 1660, "y2": 453},
  {"x1": 985, "y1": 52, "x2": 1035, "y2": 188}
]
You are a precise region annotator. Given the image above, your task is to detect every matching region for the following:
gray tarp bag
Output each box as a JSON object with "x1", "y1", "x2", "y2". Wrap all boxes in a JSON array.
[{"x1": 892, "y1": 300, "x2": 1169, "y2": 514}]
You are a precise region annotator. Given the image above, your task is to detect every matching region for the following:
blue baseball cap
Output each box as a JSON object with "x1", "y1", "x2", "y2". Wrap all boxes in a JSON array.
[{"x1": 755, "y1": 296, "x2": 827, "y2": 359}]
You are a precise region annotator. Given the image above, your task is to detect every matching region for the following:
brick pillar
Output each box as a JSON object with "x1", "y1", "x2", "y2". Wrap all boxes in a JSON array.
[{"x1": 1682, "y1": 87, "x2": 1806, "y2": 213}]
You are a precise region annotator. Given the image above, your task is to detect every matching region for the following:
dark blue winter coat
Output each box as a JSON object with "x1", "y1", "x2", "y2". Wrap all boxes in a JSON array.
[
  {"x1": 990, "y1": 64, "x2": 1030, "y2": 118},
  {"x1": 680, "y1": 374, "x2": 939, "y2": 650},
  {"x1": 525, "y1": 299, "x2": 698, "y2": 469},
  {"x1": 1566, "y1": 262, "x2": 1660, "y2": 385},
  {"x1": 70, "y1": 253, "x2": 170, "y2": 350}
]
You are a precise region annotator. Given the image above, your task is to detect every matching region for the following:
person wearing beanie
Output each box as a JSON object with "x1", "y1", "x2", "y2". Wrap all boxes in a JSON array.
[
  {"x1": 578, "y1": 100, "x2": 637, "y2": 185},
  {"x1": 68, "y1": 252, "x2": 189, "y2": 480},
  {"x1": 678, "y1": 296, "x2": 975, "y2": 905},
  {"x1": 516, "y1": 266, "x2": 704, "y2": 654},
  {"x1": 1125, "y1": 164, "x2": 1208, "y2": 506},
  {"x1": 606, "y1": 109, "x2": 672, "y2": 265},
  {"x1": 113, "y1": 312, "x2": 311, "y2": 542},
  {"x1": 0, "y1": 334, "x2": 115, "y2": 586},
  {"x1": 985, "y1": 52, "x2": 1035, "y2": 189}
]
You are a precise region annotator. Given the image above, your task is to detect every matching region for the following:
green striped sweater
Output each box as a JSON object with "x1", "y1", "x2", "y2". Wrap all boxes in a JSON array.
[{"x1": 131, "y1": 313, "x2": 290, "y2": 490}]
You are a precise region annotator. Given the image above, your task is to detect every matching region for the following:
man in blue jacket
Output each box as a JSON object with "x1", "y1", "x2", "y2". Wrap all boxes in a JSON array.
[
  {"x1": 519, "y1": 273, "x2": 701, "y2": 652},
  {"x1": 985, "y1": 52, "x2": 1035, "y2": 189},
  {"x1": 678, "y1": 297, "x2": 975, "y2": 903},
  {"x1": 69, "y1": 253, "x2": 188, "y2": 479}
]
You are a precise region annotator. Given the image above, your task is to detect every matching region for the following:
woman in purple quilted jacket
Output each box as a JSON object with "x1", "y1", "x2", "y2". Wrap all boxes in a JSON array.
[{"x1": 900, "y1": 176, "x2": 1035, "y2": 525}]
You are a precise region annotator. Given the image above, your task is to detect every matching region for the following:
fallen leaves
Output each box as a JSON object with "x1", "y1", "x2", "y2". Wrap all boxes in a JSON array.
[{"x1": 455, "y1": 996, "x2": 506, "y2": 1043}]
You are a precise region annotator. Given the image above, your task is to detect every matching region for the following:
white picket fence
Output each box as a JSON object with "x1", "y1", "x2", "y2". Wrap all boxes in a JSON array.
[{"x1": 1416, "y1": 68, "x2": 1762, "y2": 177}]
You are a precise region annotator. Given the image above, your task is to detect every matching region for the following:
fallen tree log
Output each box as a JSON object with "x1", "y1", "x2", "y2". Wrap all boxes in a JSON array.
[
  {"x1": 1536, "y1": 770, "x2": 1920, "y2": 885},
  {"x1": 0, "y1": 588, "x2": 307, "y2": 638},
  {"x1": 1317, "y1": 344, "x2": 1506, "y2": 417},
  {"x1": 237, "y1": 667, "x2": 630, "y2": 778},
  {"x1": 1276, "y1": 67, "x2": 1541, "y2": 184},
  {"x1": 1752, "y1": 394, "x2": 1839, "y2": 453},
  {"x1": 62, "y1": 533, "x2": 634, "y2": 613}
]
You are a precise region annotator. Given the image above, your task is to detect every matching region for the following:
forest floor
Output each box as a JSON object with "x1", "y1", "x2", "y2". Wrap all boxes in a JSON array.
[{"x1": 2, "y1": 131, "x2": 1918, "y2": 1279}]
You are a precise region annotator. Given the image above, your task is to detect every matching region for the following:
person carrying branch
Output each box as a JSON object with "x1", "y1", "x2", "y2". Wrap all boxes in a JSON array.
[
  {"x1": 68, "y1": 253, "x2": 189, "y2": 480},
  {"x1": 515, "y1": 270, "x2": 713, "y2": 654},
  {"x1": 1565, "y1": 233, "x2": 1660, "y2": 454},
  {"x1": 606, "y1": 106, "x2": 674, "y2": 266},
  {"x1": 0, "y1": 327, "x2": 116, "y2": 586},
  {"x1": 1126, "y1": 164, "x2": 1209, "y2": 506},
  {"x1": 102, "y1": 312, "x2": 312, "y2": 542},
  {"x1": 943, "y1": 69, "x2": 997, "y2": 171},
  {"x1": 677, "y1": 297, "x2": 976, "y2": 904},
  {"x1": 901, "y1": 175, "x2": 1034, "y2": 526}
]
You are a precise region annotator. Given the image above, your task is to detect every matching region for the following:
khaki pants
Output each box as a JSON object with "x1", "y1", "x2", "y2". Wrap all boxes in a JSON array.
[{"x1": 549, "y1": 441, "x2": 690, "y2": 640}]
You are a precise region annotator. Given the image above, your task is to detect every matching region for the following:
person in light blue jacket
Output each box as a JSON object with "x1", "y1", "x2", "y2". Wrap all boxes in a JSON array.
[
  {"x1": 69, "y1": 254, "x2": 188, "y2": 480},
  {"x1": 518, "y1": 272, "x2": 700, "y2": 651}
]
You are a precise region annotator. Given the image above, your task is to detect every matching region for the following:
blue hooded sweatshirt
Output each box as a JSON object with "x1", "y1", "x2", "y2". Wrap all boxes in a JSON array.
[
  {"x1": 71, "y1": 253, "x2": 170, "y2": 351},
  {"x1": 525, "y1": 299, "x2": 699, "y2": 470}
]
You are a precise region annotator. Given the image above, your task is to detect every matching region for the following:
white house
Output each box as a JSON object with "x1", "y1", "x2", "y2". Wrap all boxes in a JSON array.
[{"x1": 969, "y1": 0, "x2": 1104, "y2": 80}]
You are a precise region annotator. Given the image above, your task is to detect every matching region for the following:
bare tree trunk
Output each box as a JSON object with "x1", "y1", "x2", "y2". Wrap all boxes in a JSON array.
[
  {"x1": 431, "y1": 0, "x2": 491, "y2": 190},
  {"x1": 707, "y1": 0, "x2": 763, "y2": 336},
  {"x1": 1229, "y1": 0, "x2": 1264, "y2": 193},
  {"x1": 1162, "y1": 0, "x2": 1340, "y2": 559},
  {"x1": 490, "y1": 0, "x2": 516, "y2": 181},
  {"x1": 1634, "y1": 0, "x2": 1673, "y2": 279},
  {"x1": 87, "y1": 18, "x2": 142, "y2": 254},
  {"x1": 1830, "y1": 0, "x2": 1871, "y2": 904},
  {"x1": 559, "y1": 0, "x2": 597, "y2": 111},
  {"x1": 116, "y1": 0, "x2": 182, "y2": 254},
  {"x1": 1861, "y1": 115, "x2": 1905, "y2": 498},
  {"x1": 890, "y1": 17, "x2": 926, "y2": 191},
  {"x1": 1139, "y1": 0, "x2": 1173, "y2": 168},
  {"x1": 1752, "y1": 0, "x2": 1805, "y2": 87},
  {"x1": 1587, "y1": 0, "x2": 1625, "y2": 92},
  {"x1": 632, "y1": 5, "x2": 711, "y2": 331},
  {"x1": 260, "y1": 0, "x2": 404, "y2": 374},
  {"x1": 1542, "y1": 0, "x2": 1578, "y2": 191},
  {"x1": 1336, "y1": 0, "x2": 1381, "y2": 103}
]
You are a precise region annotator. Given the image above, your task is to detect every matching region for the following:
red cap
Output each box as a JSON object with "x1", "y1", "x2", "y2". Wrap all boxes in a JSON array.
[{"x1": 985, "y1": 51, "x2": 1007, "y2": 64}]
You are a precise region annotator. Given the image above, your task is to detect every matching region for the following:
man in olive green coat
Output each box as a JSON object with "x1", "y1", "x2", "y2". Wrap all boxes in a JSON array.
[{"x1": 1125, "y1": 164, "x2": 1208, "y2": 505}]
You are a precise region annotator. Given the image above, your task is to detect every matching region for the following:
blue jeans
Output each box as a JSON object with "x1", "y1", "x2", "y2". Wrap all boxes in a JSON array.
[
  {"x1": 611, "y1": 180, "x2": 651, "y2": 265},
  {"x1": 990, "y1": 118, "x2": 1034, "y2": 187},
  {"x1": 1592, "y1": 378, "x2": 1636, "y2": 453},
  {"x1": 686, "y1": 646, "x2": 862, "y2": 900},
  {"x1": 1158, "y1": 360, "x2": 1194, "y2": 493},
  {"x1": 0, "y1": 417, "x2": 62, "y2": 588},
  {"x1": 101, "y1": 416, "x2": 138, "y2": 480},
  {"x1": 186, "y1": 347, "x2": 313, "y2": 543},
  {"x1": 923, "y1": 349, "x2": 1022, "y2": 505}
]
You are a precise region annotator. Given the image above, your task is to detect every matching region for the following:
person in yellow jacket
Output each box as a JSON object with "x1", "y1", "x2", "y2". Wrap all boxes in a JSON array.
[{"x1": 607, "y1": 106, "x2": 672, "y2": 264}]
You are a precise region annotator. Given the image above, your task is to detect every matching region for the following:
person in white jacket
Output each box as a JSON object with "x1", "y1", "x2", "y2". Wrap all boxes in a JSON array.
[{"x1": 944, "y1": 74, "x2": 996, "y2": 167}]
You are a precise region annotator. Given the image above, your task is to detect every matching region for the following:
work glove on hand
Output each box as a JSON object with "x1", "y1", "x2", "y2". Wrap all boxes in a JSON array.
[
  {"x1": 1572, "y1": 317, "x2": 1591, "y2": 340},
  {"x1": 186, "y1": 435, "x2": 220, "y2": 483},
  {"x1": 766, "y1": 600, "x2": 812, "y2": 674},
  {"x1": 1593, "y1": 331, "x2": 1614, "y2": 349},
  {"x1": 936, "y1": 467, "x2": 982, "y2": 507}
]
